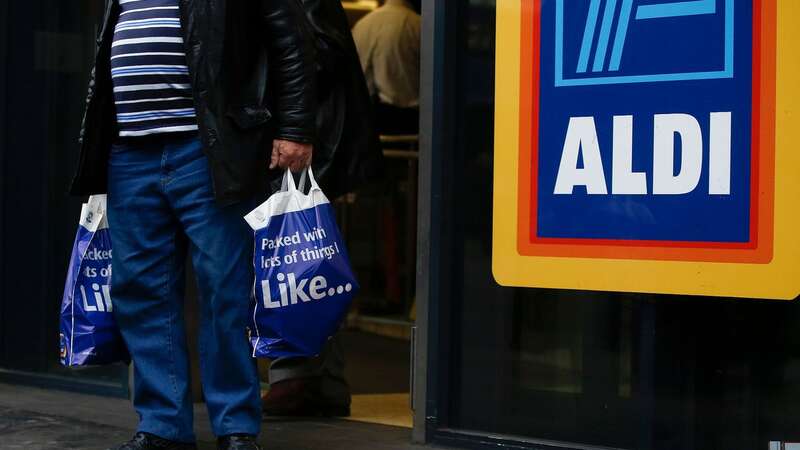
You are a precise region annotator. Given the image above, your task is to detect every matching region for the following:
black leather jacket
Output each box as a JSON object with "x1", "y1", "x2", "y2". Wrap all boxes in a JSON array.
[
  {"x1": 300, "y1": 0, "x2": 384, "y2": 200},
  {"x1": 71, "y1": 0, "x2": 377, "y2": 206}
]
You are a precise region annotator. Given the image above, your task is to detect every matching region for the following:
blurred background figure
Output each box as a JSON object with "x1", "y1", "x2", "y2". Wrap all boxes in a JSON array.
[
  {"x1": 261, "y1": 0, "x2": 386, "y2": 420},
  {"x1": 353, "y1": 0, "x2": 421, "y2": 135}
]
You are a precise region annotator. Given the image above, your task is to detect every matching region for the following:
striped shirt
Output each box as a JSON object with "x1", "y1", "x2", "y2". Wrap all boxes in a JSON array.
[{"x1": 111, "y1": 0, "x2": 198, "y2": 137}]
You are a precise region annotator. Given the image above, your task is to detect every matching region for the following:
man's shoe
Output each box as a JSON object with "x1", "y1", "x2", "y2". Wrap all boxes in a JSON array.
[
  {"x1": 217, "y1": 434, "x2": 262, "y2": 450},
  {"x1": 261, "y1": 378, "x2": 350, "y2": 417},
  {"x1": 108, "y1": 432, "x2": 197, "y2": 450}
]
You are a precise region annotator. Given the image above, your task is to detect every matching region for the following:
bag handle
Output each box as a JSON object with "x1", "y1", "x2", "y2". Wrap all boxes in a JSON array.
[
  {"x1": 307, "y1": 167, "x2": 320, "y2": 191},
  {"x1": 296, "y1": 167, "x2": 321, "y2": 193},
  {"x1": 297, "y1": 169, "x2": 308, "y2": 193},
  {"x1": 283, "y1": 167, "x2": 320, "y2": 194},
  {"x1": 281, "y1": 170, "x2": 299, "y2": 193}
]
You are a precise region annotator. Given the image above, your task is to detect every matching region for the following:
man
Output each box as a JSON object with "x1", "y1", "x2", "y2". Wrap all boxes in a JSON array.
[
  {"x1": 70, "y1": 0, "x2": 378, "y2": 448},
  {"x1": 353, "y1": 0, "x2": 421, "y2": 135}
]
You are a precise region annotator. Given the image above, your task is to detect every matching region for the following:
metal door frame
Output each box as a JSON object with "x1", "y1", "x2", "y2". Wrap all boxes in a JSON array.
[
  {"x1": 0, "y1": 0, "x2": 8, "y2": 364},
  {"x1": 413, "y1": 0, "x2": 455, "y2": 443}
]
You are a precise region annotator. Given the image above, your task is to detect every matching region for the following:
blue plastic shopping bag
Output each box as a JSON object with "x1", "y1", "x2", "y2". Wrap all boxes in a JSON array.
[
  {"x1": 60, "y1": 195, "x2": 128, "y2": 366},
  {"x1": 245, "y1": 169, "x2": 359, "y2": 358}
]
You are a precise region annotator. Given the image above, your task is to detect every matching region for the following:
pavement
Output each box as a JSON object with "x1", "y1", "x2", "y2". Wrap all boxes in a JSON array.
[{"x1": 0, "y1": 383, "x2": 439, "y2": 450}]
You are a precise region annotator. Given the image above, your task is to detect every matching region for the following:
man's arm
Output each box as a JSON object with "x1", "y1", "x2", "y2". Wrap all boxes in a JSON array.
[{"x1": 260, "y1": 0, "x2": 317, "y2": 171}]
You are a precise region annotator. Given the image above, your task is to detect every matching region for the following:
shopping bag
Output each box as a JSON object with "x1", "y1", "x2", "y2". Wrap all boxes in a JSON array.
[
  {"x1": 245, "y1": 169, "x2": 359, "y2": 358},
  {"x1": 60, "y1": 195, "x2": 128, "y2": 366}
]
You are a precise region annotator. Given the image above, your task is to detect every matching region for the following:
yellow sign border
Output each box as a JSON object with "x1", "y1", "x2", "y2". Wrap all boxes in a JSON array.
[{"x1": 492, "y1": 0, "x2": 800, "y2": 300}]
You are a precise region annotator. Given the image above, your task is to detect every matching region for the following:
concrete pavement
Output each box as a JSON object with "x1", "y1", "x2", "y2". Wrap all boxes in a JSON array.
[{"x1": 0, "y1": 383, "x2": 440, "y2": 450}]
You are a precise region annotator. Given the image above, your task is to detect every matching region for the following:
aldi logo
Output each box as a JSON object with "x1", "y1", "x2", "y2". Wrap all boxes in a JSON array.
[
  {"x1": 518, "y1": 0, "x2": 774, "y2": 263},
  {"x1": 492, "y1": 0, "x2": 800, "y2": 299},
  {"x1": 556, "y1": 0, "x2": 733, "y2": 86}
]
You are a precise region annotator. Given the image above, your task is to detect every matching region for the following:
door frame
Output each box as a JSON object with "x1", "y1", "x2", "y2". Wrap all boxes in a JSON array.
[
  {"x1": 0, "y1": 0, "x2": 8, "y2": 364},
  {"x1": 413, "y1": 0, "x2": 455, "y2": 443}
]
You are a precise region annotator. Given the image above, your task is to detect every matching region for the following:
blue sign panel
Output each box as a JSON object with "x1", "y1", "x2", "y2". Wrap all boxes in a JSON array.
[{"x1": 536, "y1": 0, "x2": 753, "y2": 243}]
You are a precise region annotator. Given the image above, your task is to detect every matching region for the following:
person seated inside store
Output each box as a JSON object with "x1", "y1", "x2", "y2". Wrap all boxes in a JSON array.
[{"x1": 353, "y1": 0, "x2": 421, "y2": 135}]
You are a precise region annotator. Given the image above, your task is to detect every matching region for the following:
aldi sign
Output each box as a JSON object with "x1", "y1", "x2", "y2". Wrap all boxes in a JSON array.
[
  {"x1": 493, "y1": 0, "x2": 800, "y2": 299},
  {"x1": 532, "y1": 0, "x2": 771, "y2": 260}
]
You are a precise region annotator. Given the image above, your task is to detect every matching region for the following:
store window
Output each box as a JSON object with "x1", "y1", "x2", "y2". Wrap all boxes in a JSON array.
[
  {"x1": 434, "y1": 1, "x2": 800, "y2": 449},
  {"x1": 0, "y1": 1, "x2": 128, "y2": 392}
]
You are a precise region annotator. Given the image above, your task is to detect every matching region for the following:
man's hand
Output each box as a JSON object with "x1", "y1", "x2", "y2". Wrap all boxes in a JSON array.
[{"x1": 270, "y1": 139, "x2": 313, "y2": 172}]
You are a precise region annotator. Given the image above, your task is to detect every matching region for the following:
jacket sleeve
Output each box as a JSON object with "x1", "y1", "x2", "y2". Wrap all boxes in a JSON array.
[{"x1": 260, "y1": 0, "x2": 317, "y2": 144}]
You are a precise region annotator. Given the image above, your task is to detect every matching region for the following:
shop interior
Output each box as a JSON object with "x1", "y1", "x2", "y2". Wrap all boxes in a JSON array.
[{"x1": 263, "y1": 0, "x2": 422, "y2": 428}]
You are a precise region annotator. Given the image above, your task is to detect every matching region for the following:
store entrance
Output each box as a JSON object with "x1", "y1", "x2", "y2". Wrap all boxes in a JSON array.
[
  {"x1": 261, "y1": 0, "x2": 422, "y2": 429},
  {"x1": 330, "y1": 133, "x2": 418, "y2": 428}
]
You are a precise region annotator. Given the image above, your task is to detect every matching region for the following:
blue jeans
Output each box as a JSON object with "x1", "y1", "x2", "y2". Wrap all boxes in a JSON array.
[{"x1": 107, "y1": 134, "x2": 261, "y2": 442}]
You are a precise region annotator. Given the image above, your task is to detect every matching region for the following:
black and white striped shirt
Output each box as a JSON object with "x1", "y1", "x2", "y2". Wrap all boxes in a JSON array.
[{"x1": 111, "y1": 0, "x2": 198, "y2": 137}]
